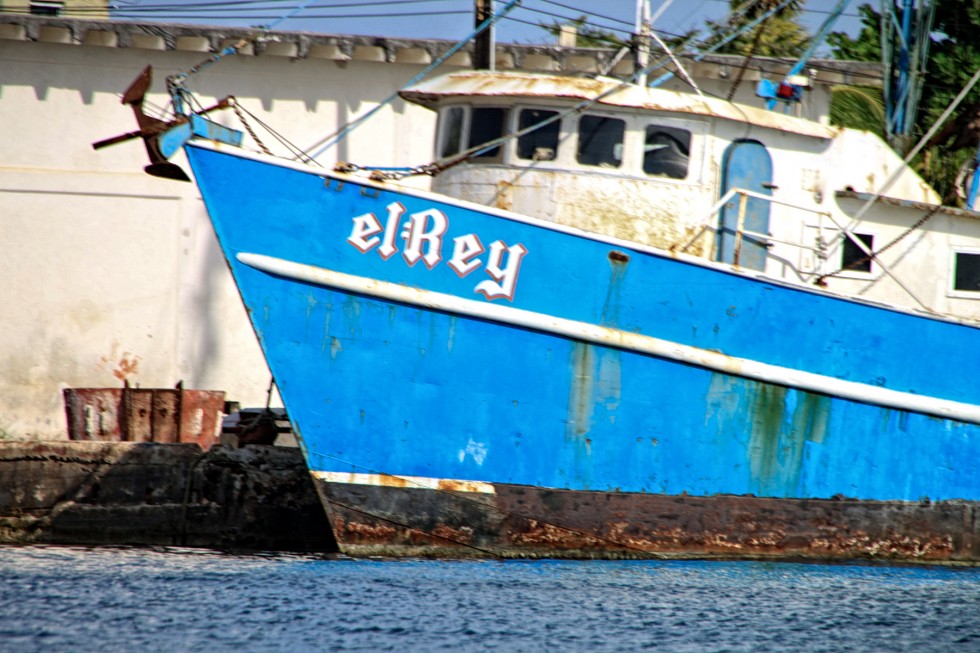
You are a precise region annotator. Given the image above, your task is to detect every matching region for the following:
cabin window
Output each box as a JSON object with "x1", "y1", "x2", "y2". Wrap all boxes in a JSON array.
[
  {"x1": 517, "y1": 109, "x2": 560, "y2": 161},
  {"x1": 438, "y1": 106, "x2": 466, "y2": 159},
  {"x1": 842, "y1": 233, "x2": 874, "y2": 273},
  {"x1": 643, "y1": 125, "x2": 691, "y2": 179},
  {"x1": 953, "y1": 252, "x2": 980, "y2": 292},
  {"x1": 30, "y1": 1, "x2": 63, "y2": 15},
  {"x1": 468, "y1": 107, "x2": 509, "y2": 160},
  {"x1": 577, "y1": 115, "x2": 625, "y2": 168}
]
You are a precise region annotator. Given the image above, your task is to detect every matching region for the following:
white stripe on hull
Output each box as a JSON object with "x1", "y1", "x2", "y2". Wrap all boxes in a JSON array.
[
  {"x1": 238, "y1": 251, "x2": 980, "y2": 425},
  {"x1": 312, "y1": 470, "x2": 496, "y2": 494}
]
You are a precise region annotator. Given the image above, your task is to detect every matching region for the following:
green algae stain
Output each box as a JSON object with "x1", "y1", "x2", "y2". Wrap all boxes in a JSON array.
[
  {"x1": 566, "y1": 342, "x2": 622, "y2": 440},
  {"x1": 708, "y1": 373, "x2": 833, "y2": 497},
  {"x1": 748, "y1": 383, "x2": 789, "y2": 492},
  {"x1": 567, "y1": 342, "x2": 596, "y2": 440},
  {"x1": 793, "y1": 392, "x2": 831, "y2": 444}
]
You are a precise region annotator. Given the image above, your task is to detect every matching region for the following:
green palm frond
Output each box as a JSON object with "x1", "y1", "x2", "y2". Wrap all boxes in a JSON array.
[{"x1": 829, "y1": 85, "x2": 885, "y2": 138}]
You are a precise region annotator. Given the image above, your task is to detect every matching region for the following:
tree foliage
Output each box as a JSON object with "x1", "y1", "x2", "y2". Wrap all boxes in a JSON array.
[
  {"x1": 538, "y1": 15, "x2": 627, "y2": 49},
  {"x1": 706, "y1": 0, "x2": 810, "y2": 58},
  {"x1": 825, "y1": 4, "x2": 881, "y2": 62},
  {"x1": 829, "y1": 1, "x2": 980, "y2": 202},
  {"x1": 829, "y1": 84, "x2": 885, "y2": 138}
]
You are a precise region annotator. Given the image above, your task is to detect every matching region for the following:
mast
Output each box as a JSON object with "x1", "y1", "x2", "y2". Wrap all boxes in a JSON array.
[
  {"x1": 881, "y1": 0, "x2": 935, "y2": 154},
  {"x1": 633, "y1": 0, "x2": 651, "y2": 86}
]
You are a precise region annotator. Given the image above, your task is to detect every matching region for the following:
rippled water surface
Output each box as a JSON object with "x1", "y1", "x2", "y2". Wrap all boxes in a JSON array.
[{"x1": 1, "y1": 545, "x2": 979, "y2": 652}]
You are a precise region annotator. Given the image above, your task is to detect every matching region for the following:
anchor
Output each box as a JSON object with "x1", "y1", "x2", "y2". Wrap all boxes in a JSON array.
[{"x1": 92, "y1": 66, "x2": 243, "y2": 182}]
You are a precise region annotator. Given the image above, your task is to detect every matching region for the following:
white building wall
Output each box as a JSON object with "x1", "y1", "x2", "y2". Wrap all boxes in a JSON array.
[
  {"x1": 0, "y1": 36, "x2": 442, "y2": 438},
  {"x1": 0, "y1": 16, "x2": 878, "y2": 439}
]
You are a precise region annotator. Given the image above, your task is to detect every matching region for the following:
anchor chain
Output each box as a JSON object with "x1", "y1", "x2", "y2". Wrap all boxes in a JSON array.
[{"x1": 816, "y1": 203, "x2": 942, "y2": 285}]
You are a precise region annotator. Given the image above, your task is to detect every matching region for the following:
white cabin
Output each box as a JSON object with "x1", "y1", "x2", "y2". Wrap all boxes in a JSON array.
[{"x1": 401, "y1": 71, "x2": 980, "y2": 321}]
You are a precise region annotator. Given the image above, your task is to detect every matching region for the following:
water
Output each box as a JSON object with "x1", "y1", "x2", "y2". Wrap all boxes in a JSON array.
[{"x1": 1, "y1": 546, "x2": 978, "y2": 653}]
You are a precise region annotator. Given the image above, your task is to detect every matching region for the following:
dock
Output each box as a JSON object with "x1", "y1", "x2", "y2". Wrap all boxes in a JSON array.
[{"x1": 0, "y1": 441, "x2": 336, "y2": 552}]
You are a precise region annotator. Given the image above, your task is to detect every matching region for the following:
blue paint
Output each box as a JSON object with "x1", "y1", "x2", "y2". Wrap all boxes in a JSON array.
[
  {"x1": 157, "y1": 114, "x2": 242, "y2": 159},
  {"x1": 717, "y1": 140, "x2": 773, "y2": 271},
  {"x1": 187, "y1": 144, "x2": 980, "y2": 503}
]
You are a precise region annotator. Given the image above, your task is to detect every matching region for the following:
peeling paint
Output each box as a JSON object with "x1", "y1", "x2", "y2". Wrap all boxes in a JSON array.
[
  {"x1": 567, "y1": 343, "x2": 595, "y2": 439},
  {"x1": 317, "y1": 477, "x2": 980, "y2": 561}
]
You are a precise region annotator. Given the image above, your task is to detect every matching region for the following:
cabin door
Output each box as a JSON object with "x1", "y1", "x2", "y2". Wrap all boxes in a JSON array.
[{"x1": 716, "y1": 140, "x2": 773, "y2": 271}]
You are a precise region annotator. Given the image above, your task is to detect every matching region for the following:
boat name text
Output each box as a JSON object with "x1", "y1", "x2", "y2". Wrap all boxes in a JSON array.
[{"x1": 347, "y1": 202, "x2": 527, "y2": 301}]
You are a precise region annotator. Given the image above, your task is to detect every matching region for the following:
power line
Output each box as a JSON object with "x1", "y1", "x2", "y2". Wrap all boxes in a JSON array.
[
  {"x1": 703, "y1": 0, "x2": 866, "y2": 21},
  {"x1": 507, "y1": 4, "x2": 635, "y2": 38},
  {"x1": 106, "y1": 10, "x2": 470, "y2": 20},
  {"x1": 534, "y1": 0, "x2": 636, "y2": 29},
  {"x1": 104, "y1": 0, "x2": 454, "y2": 12}
]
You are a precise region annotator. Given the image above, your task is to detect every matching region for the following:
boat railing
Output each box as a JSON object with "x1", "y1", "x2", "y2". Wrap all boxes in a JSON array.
[
  {"x1": 677, "y1": 187, "x2": 929, "y2": 308},
  {"x1": 678, "y1": 187, "x2": 833, "y2": 267}
]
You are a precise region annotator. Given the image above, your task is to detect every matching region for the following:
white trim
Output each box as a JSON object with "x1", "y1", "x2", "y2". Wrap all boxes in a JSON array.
[
  {"x1": 238, "y1": 252, "x2": 980, "y2": 425},
  {"x1": 400, "y1": 71, "x2": 835, "y2": 140},
  {"x1": 312, "y1": 471, "x2": 496, "y2": 494},
  {"x1": 188, "y1": 141, "x2": 976, "y2": 329},
  {"x1": 948, "y1": 248, "x2": 980, "y2": 300}
]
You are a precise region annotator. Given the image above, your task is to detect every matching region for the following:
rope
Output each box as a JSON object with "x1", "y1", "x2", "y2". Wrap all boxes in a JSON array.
[
  {"x1": 166, "y1": 0, "x2": 322, "y2": 100},
  {"x1": 304, "y1": 0, "x2": 524, "y2": 160},
  {"x1": 257, "y1": 0, "x2": 323, "y2": 31},
  {"x1": 231, "y1": 98, "x2": 273, "y2": 156},
  {"x1": 232, "y1": 99, "x2": 321, "y2": 165},
  {"x1": 724, "y1": 12, "x2": 771, "y2": 102}
]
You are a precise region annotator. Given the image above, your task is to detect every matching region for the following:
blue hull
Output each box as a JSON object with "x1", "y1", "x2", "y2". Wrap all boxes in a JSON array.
[{"x1": 186, "y1": 143, "x2": 980, "y2": 560}]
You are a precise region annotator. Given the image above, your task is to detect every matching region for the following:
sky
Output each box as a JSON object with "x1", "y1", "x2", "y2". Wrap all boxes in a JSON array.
[{"x1": 104, "y1": 0, "x2": 868, "y2": 48}]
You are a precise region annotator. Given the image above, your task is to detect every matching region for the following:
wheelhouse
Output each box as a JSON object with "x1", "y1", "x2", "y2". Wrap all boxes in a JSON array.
[
  {"x1": 401, "y1": 71, "x2": 980, "y2": 321},
  {"x1": 433, "y1": 101, "x2": 704, "y2": 184}
]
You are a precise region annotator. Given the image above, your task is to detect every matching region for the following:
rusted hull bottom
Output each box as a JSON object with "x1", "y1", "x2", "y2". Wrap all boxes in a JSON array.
[{"x1": 312, "y1": 478, "x2": 980, "y2": 563}]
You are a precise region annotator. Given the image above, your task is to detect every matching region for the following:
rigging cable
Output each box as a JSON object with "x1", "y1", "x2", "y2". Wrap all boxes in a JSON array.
[
  {"x1": 648, "y1": 0, "x2": 798, "y2": 88},
  {"x1": 813, "y1": 64, "x2": 980, "y2": 303},
  {"x1": 385, "y1": 2, "x2": 801, "y2": 176},
  {"x1": 535, "y1": 0, "x2": 637, "y2": 30},
  {"x1": 303, "y1": 0, "x2": 524, "y2": 160}
]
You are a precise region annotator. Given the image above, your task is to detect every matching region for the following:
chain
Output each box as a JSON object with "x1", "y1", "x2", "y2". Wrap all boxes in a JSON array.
[
  {"x1": 332, "y1": 161, "x2": 439, "y2": 180},
  {"x1": 230, "y1": 97, "x2": 273, "y2": 156},
  {"x1": 815, "y1": 203, "x2": 942, "y2": 285},
  {"x1": 169, "y1": 37, "x2": 252, "y2": 90}
]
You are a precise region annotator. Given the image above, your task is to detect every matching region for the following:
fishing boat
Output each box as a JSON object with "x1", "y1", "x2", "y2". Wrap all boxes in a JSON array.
[{"x1": 96, "y1": 22, "x2": 980, "y2": 561}]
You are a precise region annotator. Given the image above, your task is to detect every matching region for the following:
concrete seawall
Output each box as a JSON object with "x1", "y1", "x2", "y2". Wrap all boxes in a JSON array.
[{"x1": 0, "y1": 441, "x2": 336, "y2": 552}]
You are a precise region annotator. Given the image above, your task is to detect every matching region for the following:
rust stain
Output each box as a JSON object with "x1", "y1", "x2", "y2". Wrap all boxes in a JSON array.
[
  {"x1": 430, "y1": 523, "x2": 475, "y2": 544},
  {"x1": 401, "y1": 71, "x2": 835, "y2": 139},
  {"x1": 494, "y1": 179, "x2": 513, "y2": 210},
  {"x1": 63, "y1": 387, "x2": 224, "y2": 448},
  {"x1": 98, "y1": 346, "x2": 141, "y2": 382},
  {"x1": 342, "y1": 519, "x2": 398, "y2": 540},
  {"x1": 112, "y1": 353, "x2": 140, "y2": 381},
  {"x1": 320, "y1": 479, "x2": 978, "y2": 561},
  {"x1": 556, "y1": 181, "x2": 698, "y2": 251},
  {"x1": 508, "y1": 518, "x2": 607, "y2": 549},
  {"x1": 375, "y1": 474, "x2": 411, "y2": 489},
  {"x1": 436, "y1": 478, "x2": 491, "y2": 493}
]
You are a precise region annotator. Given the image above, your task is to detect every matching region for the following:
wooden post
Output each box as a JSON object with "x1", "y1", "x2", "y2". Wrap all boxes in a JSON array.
[{"x1": 473, "y1": 0, "x2": 494, "y2": 70}]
